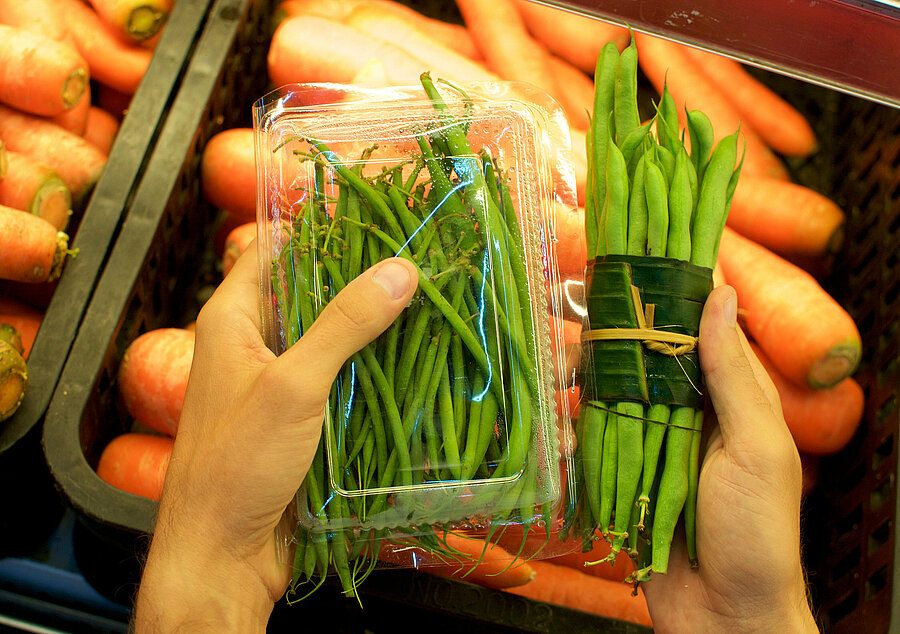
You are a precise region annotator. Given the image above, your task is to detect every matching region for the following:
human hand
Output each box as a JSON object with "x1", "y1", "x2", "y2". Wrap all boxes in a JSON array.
[
  {"x1": 134, "y1": 241, "x2": 419, "y2": 632},
  {"x1": 641, "y1": 285, "x2": 818, "y2": 633}
]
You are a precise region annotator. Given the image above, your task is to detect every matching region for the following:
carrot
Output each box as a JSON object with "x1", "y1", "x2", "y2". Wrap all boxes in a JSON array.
[
  {"x1": 568, "y1": 128, "x2": 588, "y2": 207},
  {"x1": 0, "y1": 204, "x2": 72, "y2": 283},
  {"x1": 751, "y1": 341, "x2": 864, "y2": 455},
  {"x1": 83, "y1": 106, "x2": 121, "y2": 155},
  {"x1": 51, "y1": 83, "x2": 91, "y2": 136},
  {"x1": 0, "y1": 323, "x2": 23, "y2": 355},
  {"x1": 0, "y1": 25, "x2": 89, "y2": 116},
  {"x1": 87, "y1": 0, "x2": 172, "y2": 41},
  {"x1": 222, "y1": 222, "x2": 256, "y2": 277},
  {"x1": 276, "y1": 0, "x2": 483, "y2": 60},
  {"x1": 545, "y1": 54, "x2": 594, "y2": 131},
  {"x1": 713, "y1": 260, "x2": 727, "y2": 288},
  {"x1": 0, "y1": 151, "x2": 72, "y2": 230},
  {"x1": 0, "y1": 138, "x2": 6, "y2": 179},
  {"x1": 117, "y1": 328, "x2": 194, "y2": 436},
  {"x1": 0, "y1": 337, "x2": 28, "y2": 422},
  {"x1": 515, "y1": 0, "x2": 631, "y2": 73},
  {"x1": 0, "y1": 0, "x2": 70, "y2": 42},
  {"x1": 0, "y1": 296, "x2": 42, "y2": 359},
  {"x1": 94, "y1": 83, "x2": 132, "y2": 120},
  {"x1": 96, "y1": 432, "x2": 174, "y2": 500},
  {"x1": 0, "y1": 104, "x2": 107, "y2": 204},
  {"x1": 684, "y1": 47, "x2": 817, "y2": 157},
  {"x1": 268, "y1": 15, "x2": 431, "y2": 87},
  {"x1": 634, "y1": 33, "x2": 789, "y2": 181},
  {"x1": 344, "y1": 6, "x2": 498, "y2": 84},
  {"x1": 718, "y1": 227, "x2": 861, "y2": 389},
  {"x1": 58, "y1": 0, "x2": 153, "y2": 94},
  {"x1": 455, "y1": 0, "x2": 559, "y2": 102},
  {"x1": 505, "y1": 560, "x2": 653, "y2": 626},
  {"x1": 726, "y1": 176, "x2": 845, "y2": 257},
  {"x1": 549, "y1": 203, "x2": 588, "y2": 276},
  {"x1": 424, "y1": 532, "x2": 535, "y2": 589},
  {"x1": 555, "y1": 384, "x2": 580, "y2": 423},
  {"x1": 201, "y1": 128, "x2": 257, "y2": 224}
]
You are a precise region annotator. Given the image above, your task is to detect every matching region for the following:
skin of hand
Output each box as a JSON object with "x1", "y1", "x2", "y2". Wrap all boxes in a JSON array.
[
  {"x1": 133, "y1": 240, "x2": 419, "y2": 632},
  {"x1": 642, "y1": 285, "x2": 819, "y2": 633}
]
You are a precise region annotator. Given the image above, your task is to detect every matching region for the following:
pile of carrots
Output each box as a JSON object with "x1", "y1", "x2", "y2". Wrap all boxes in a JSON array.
[
  {"x1": 92, "y1": 0, "x2": 866, "y2": 627},
  {"x1": 0, "y1": 0, "x2": 173, "y2": 424}
]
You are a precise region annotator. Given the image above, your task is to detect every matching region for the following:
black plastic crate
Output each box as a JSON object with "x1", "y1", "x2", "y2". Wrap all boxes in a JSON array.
[
  {"x1": 40, "y1": 2, "x2": 900, "y2": 632},
  {"x1": 0, "y1": 0, "x2": 219, "y2": 558}
]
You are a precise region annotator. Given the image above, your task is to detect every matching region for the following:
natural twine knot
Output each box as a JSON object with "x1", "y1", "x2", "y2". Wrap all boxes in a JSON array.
[{"x1": 580, "y1": 285, "x2": 698, "y2": 357}]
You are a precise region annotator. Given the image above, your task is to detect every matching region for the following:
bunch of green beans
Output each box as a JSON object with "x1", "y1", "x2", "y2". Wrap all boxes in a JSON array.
[
  {"x1": 571, "y1": 36, "x2": 742, "y2": 580},
  {"x1": 273, "y1": 74, "x2": 555, "y2": 601}
]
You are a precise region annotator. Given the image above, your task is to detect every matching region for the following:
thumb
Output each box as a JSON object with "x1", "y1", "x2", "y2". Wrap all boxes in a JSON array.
[
  {"x1": 275, "y1": 257, "x2": 419, "y2": 394},
  {"x1": 699, "y1": 285, "x2": 785, "y2": 447}
]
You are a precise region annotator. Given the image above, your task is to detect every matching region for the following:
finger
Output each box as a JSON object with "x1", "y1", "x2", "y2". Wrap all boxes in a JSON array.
[
  {"x1": 698, "y1": 285, "x2": 783, "y2": 446},
  {"x1": 275, "y1": 257, "x2": 419, "y2": 393},
  {"x1": 198, "y1": 238, "x2": 262, "y2": 332},
  {"x1": 736, "y1": 326, "x2": 782, "y2": 413}
]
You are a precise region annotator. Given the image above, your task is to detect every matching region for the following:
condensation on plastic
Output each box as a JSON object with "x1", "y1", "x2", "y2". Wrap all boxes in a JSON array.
[{"x1": 254, "y1": 79, "x2": 578, "y2": 566}]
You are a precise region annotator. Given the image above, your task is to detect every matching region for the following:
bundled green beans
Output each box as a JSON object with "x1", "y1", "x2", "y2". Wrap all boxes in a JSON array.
[
  {"x1": 570, "y1": 37, "x2": 742, "y2": 580},
  {"x1": 272, "y1": 74, "x2": 556, "y2": 600}
]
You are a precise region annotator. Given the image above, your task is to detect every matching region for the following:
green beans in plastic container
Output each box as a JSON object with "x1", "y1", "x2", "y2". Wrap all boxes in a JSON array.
[{"x1": 254, "y1": 75, "x2": 579, "y2": 599}]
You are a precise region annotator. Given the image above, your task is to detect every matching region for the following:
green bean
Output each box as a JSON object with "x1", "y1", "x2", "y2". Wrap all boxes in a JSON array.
[
  {"x1": 613, "y1": 37, "x2": 641, "y2": 148},
  {"x1": 666, "y1": 147, "x2": 694, "y2": 261},
  {"x1": 655, "y1": 85, "x2": 680, "y2": 157},
  {"x1": 644, "y1": 156, "x2": 669, "y2": 257},
  {"x1": 419, "y1": 332, "x2": 446, "y2": 479},
  {"x1": 655, "y1": 144, "x2": 675, "y2": 187},
  {"x1": 619, "y1": 120, "x2": 652, "y2": 171},
  {"x1": 352, "y1": 355, "x2": 388, "y2": 478},
  {"x1": 438, "y1": 365, "x2": 462, "y2": 479},
  {"x1": 604, "y1": 131, "x2": 629, "y2": 255},
  {"x1": 589, "y1": 42, "x2": 621, "y2": 260},
  {"x1": 625, "y1": 153, "x2": 648, "y2": 256},
  {"x1": 450, "y1": 332, "x2": 467, "y2": 451},
  {"x1": 651, "y1": 406, "x2": 694, "y2": 573},
  {"x1": 636, "y1": 404, "x2": 670, "y2": 532},
  {"x1": 686, "y1": 110, "x2": 714, "y2": 186},
  {"x1": 691, "y1": 129, "x2": 739, "y2": 269},
  {"x1": 581, "y1": 402, "x2": 607, "y2": 528},
  {"x1": 598, "y1": 408, "x2": 618, "y2": 535},
  {"x1": 611, "y1": 401, "x2": 644, "y2": 555},
  {"x1": 685, "y1": 409, "x2": 703, "y2": 567}
]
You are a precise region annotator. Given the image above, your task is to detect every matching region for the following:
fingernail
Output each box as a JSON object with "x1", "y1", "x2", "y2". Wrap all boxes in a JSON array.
[
  {"x1": 373, "y1": 261, "x2": 411, "y2": 300},
  {"x1": 723, "y1": 288, "x2": 737, "y2": 328}
]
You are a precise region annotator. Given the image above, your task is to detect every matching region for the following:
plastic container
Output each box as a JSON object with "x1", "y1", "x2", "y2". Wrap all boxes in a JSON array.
[
  {"x1": 0, "y1": 0, "x2": 219, "y2": 557},
  {"x1": 253, "y1": 78, "x2": 576, "y2": 594}
]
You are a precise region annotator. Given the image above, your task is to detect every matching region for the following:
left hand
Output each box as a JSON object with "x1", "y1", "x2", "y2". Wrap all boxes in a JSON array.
[{"x1": 134, "y1": 240, "x2": 419, "y2": 632}]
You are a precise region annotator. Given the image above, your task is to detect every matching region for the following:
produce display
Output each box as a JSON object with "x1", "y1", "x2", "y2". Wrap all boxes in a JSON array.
[
  {"x1": 0, "y1": 0, "x2": 172, "y2": 423},
  {"x1": 73, "y1": 0, "x2": 871, "y2": 628}
]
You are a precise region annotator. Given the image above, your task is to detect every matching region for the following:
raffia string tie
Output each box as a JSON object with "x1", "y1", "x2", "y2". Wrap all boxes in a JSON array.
[{"x1": 580, "y1": 284, "x2": 698, "y2": 356}]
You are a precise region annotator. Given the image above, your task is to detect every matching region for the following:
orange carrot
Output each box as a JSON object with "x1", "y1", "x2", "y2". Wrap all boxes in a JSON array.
[
  {"x1": 0, "y1": 138, "x2": 6, "y2": 179},
  {"x1": 0, "y1": 0, "x2": 71, "y2": 43},
  {"x1": 549, "y1": 202, "x2": 588, "y2": 276},
  {"x1": 0, "y1": 151, "x2": 72, "y2": 230},
  {"x1": 344, "y1": 6, "x2": 498, "y2": 83},
  {"x1": 0, "y1": 204, "x2": 71, "y2": 283},
  {"x1": 726, "y1": 176, "x2": 845, "y2": 257},
  {"x1": 751, "y1": 341, "x2": 864, "y2": 456},
  {"x1": 544, "y1": 530, "x2": 634, "y2": 582},
  {"x1": 276, "y1": 0, "x2": 483, "y2": 60},
  {"x1": 506, "y1": 560, "x2": 653, "y2": 626},
  {"x1": 96, "y1": 432, "x2": 174, "y2": 500},
  {"x1": 424, "y1": 532, "x2": 535, "y2": 589},
  {"x1": 0, "y1": 25, "x2": 89, "y2": 116},
  {"x1": 515, "y1": 0, "x2": 631, "y2": 73},
  {"x1": 0, "y1": 104, "x2": 107, "y2": 204},
  {"x1": 455, "y1": 0, "x2": 559, "y2": 102},
  {"x1": 94, "y1": 83, "x2": 132, "y2": 120},
  {"x1": 222, "y1": 222, "x2": 256, "y2": 277},
  {"x1": 117, "y1": 327, "x2": 194, "y2": 436},
  {"x1": 0, "y1": 323, "x2": 23, "y2": 355},
  {"x1": 51, "y1": 82, "x2": 91, "y2": 136},
  {"x1": 0, "y1": 337, "x2": 28, "y2": 422},
  {"x1": 634, "y1": 33, "x2": 789, "y2": 181},
  {"x1": 201, "y1": 128, "x2": 257, "y2": 224},
  {"x1": 58, "y1": 0, "x2": 153, "y2": 94},
  {"x1": 546, "y1": 54, "x2": 594, "y2": 131},
  {"x1": 268, "y1": 15, "x2": 431, "y2": 87},
  {"x1": 718, "y1": 227, "x2": 861, "y2": 389},
  {"x1": 83, "y1": 106, "x2": 121, "y2": 155},
  {"x1": 567, "y1": 128, "x2": 588, "y2": 207},
  {"x1": 684, "y1": 47, "x2": 817, "y2": 157},
  {"x1": 87, "y1": 0, "x2": 172, "y2": 41},
  {"x1": 0, "y1": 296, "x2": 42, "y2": 359}
]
